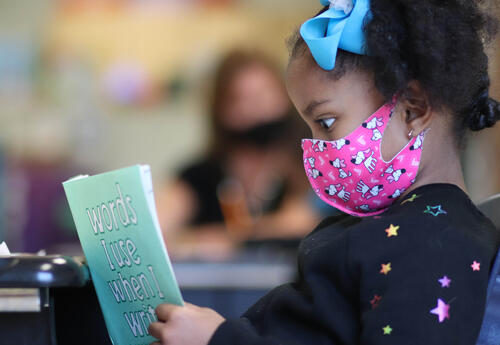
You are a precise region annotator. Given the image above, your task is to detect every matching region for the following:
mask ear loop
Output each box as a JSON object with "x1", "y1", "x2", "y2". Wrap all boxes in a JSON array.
[{"x1": 380, "y1": 101, "x2": 421, "y2": 164}]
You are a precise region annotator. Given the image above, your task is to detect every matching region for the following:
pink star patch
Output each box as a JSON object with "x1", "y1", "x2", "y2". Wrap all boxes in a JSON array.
[
  {"x1": 438, "y1": 275, "x2": 451, "y2": 288},
  {"x1": 370, "y1": 294, "x2": 382, "y2": 309},
  {"x1": 471, "y1": 261, "x2": 481, "y2": 271},
  {"x1": 430, "y1": 298, "x2": 450, "y2": 323}
]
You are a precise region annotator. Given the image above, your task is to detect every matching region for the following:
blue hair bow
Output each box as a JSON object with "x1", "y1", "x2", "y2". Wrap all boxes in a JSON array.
[{"x1": 300, "y1": 0, "x2": 371, "y2": 71}]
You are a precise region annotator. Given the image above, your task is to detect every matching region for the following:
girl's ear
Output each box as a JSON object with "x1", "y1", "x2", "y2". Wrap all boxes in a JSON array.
[{"x1": 402, "y1": 81, "x2": 433, "y2": 137}]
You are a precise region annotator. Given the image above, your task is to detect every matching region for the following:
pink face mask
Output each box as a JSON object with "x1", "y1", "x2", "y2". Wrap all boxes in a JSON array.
[{"x1": 302, "y1": 101, "x2": 426, "y2": 217}]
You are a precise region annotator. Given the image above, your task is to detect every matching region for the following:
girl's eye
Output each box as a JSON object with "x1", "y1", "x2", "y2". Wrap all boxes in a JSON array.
[{"x1": 317, "y1": 117, "x2": 336, "y2": 129}]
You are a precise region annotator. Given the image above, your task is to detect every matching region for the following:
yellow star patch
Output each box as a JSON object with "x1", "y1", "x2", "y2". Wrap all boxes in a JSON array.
[
  {"x1": 401, "y1": 194, "x2": 419, "y2": 205},
  {"x1": 383, "y1": 325, "x2": 393, "y2": 335},
  {"x1": 380, "y1": 263, "x2": 392, "y2": 275},
  {"x1": 385, "y1": 224, "x2": 399, "y2": 237}
]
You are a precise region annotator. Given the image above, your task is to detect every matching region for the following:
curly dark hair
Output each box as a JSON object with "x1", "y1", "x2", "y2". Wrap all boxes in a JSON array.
[{"x1": 288, "y1": 0, "x2": 500, "y2": 146}]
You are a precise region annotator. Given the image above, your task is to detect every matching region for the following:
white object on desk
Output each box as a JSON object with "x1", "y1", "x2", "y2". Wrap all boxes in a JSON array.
[{"x1": 0, "y1": 242, "x2": 10, "y2": 256}]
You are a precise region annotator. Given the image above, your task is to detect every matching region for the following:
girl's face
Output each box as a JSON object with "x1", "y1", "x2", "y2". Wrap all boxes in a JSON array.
[{"x1": 286, "y1": 54, "x2": 409, "y2": 161}]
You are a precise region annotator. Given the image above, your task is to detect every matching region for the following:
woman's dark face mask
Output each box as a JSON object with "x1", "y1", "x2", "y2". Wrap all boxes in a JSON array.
[{"x1": 223, "y1": 116, "x2": 292, "y2": 148}]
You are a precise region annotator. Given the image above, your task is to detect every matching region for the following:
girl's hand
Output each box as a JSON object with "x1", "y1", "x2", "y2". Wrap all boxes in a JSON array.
[{"x1": 148, "y1": 302, "x2": 225, "y2": 345}]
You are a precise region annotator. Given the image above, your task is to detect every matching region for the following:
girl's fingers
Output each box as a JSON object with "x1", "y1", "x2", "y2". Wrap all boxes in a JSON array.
[
  {"x1": 155, "y1": 303, "x2": 180, "y2": 321},
  {"x1": 148, "y1": 321, "x2": 166, "y2": 340}
]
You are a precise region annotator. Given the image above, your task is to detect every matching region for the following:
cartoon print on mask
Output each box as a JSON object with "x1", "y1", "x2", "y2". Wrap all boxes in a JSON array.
[
  {"x1": 302, "y1": 101, "x2": 427, "y2": 217},
  {"x1": 332, "y1": 138, "x2": 351, "y2": 150},
  {"x1": 382, "y1": 165, "x2": 406, "y2": 183},
  {"x1": 339, "y1": 169, "x2": 352, "y2": 179},
  {"x1": 356, "y1": 180, "x2": 384, "y2": 199},
  {"x1": 368, "y1": 185, "x2": 384, "y2": 199},
  {"x1": 309, "y1": 168, "x2": 323, "y2": 179},
  {"x1": 363, "y1": 152, "x2": 377, "y2": 173},
  {"x1": 362, "y1": 117, "x2": 384, "y2": 130},
  {"x1": 362, "y1": 117, "x2": 384, "y2": 142},
  {"x1": 351, "y1": 148, "x2": 371, "y2": 165},
  {"x1": 410, "y1": 132, "x2": 425, "y2": 151},
  {"x1": 351, "y1": 149, "x2": 378, "y2": 173},
  {"x1": 387, "y1": 168, "x2": 407, "y2": 183},
  {"x1": 371, "y1": 129, "x2": 382, "y2": 141},
  {"x1": 307, "y1": 157, "x2": 316, "y2": 168},
  {"x1": 356, "y1": 204, "x2": 374, "y2": 212},
  {"x1": 381, "y1": 164, "x2": 394, "y2": 177},
  {"x1": 388, "y1": 188, "x2": 406, "y2": 199},
  {"x1": 355, "y1": 180, "x2": 371, "y2": 197},
  {"x1": 329, "y1": 158, "x2": 353, "y2": 179},
  {"x1": 337, "y1": 186, "x2": 351, "y2": 202},
  {"x1": 325, "y1": 184, "x2": 341, "y2": 196},
  {"x1": 325, "y1": 184, "x2": 350, "y2": 202},
  {"x1": 312, "y1": 139, "x2": 328, "y2": 152}
]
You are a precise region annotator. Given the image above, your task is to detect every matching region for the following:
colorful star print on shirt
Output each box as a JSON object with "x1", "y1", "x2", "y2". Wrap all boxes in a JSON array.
[
  {"x1": 423, "y1": 205, "x2": 447, "y2": 217},
  {"x1": 380, "y1": 263, "x2": 392, "y2": 275},
  {"x1": 382, "y1": 325, "x2": 393, "y2": 335},
  {"x1": 471, "y1": 261, "x2": 481, "y2": 271},
  {"x1": 370, "y1": 294, "x2": 382, "y2": 309},
  {"x1": 401, "y1": 194, "x2": 420, "y2": 205},
  {"x1": 438, "y1": 276, "x2": 451, "y2": 288},
  {"x1": 385, "y1": 224, "x2": 399, "y2": 237},
  {"x1": 430, "y1": 298, "x2": 450, "y2": 323}
]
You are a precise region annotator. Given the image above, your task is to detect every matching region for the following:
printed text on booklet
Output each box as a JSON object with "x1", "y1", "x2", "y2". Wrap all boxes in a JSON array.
[{"x1": 86, "y1": 183, "x2": 164, "y2": 338}]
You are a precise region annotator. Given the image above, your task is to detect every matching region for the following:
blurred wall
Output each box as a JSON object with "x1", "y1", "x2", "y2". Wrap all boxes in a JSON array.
[
  {"x1": 0, "y1": 0, "x2": 318, "y2": 184},
  {"x1": 0, "y1": 0, "x2": 319, "y2": 251}
]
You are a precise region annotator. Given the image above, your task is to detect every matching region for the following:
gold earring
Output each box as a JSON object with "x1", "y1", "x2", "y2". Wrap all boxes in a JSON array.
[{"x1": 408, "y1": 130, "x2": 414, "y2": 139}]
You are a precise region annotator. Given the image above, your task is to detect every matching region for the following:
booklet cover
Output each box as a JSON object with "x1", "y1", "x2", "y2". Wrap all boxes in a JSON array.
[{"x1": 63, "y1": 165, "x2": 183, "y2": 345}]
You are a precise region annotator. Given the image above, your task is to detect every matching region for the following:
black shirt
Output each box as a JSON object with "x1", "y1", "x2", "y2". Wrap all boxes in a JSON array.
[
  {"x1": 179, "y1": 158, "x2": 286, "y2": 226},
  {"x1": 179, "y1": 159, "x2": 225, "y2": 225},
  {"x1": 208, "y1": 184, "x2": 500, "y2": 345}
]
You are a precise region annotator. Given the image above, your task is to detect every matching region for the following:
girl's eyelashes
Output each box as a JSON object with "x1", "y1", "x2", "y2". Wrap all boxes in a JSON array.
[{"x1": 316, "y1": 117, "x2": 336, "y2": 130}]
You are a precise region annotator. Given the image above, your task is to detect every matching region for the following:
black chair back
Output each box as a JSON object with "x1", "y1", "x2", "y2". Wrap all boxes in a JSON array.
[
  {"x1": 477, "y1": 194, "x2": 500, "y2": 229},
  {"x1": 476, "y1": 194, "x2": 500, "y2": 344}
]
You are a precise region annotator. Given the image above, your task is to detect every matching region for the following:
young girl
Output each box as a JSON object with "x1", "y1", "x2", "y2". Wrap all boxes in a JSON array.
[{"x1": 148, "y1": 0, "x2": 500, "y2": 344}]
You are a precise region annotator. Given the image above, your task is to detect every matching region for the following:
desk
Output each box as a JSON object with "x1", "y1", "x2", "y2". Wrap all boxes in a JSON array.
[{"x1": 175, "y1": 259, "x2": 296, "y2": 318}]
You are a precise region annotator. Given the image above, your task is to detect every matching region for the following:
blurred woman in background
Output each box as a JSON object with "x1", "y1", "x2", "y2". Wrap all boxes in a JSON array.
[{"x1": 158, "y1": 50, "x2": 320, "y2": 260}]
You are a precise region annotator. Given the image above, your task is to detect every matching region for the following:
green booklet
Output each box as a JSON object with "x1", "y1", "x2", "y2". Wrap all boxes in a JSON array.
[{"x1": 63, "y1": 165, "x2": 184, "y2": 345}]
